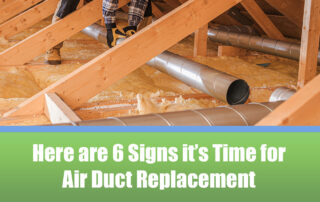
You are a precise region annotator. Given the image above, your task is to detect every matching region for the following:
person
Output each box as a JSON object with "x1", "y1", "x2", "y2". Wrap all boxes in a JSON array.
[
  {"x1": 103, "y1": 0, "x2": 150, "y2": 48},
  {"x1": 46, "y1": 0, "x2": 152, "y2": 64},
  {"x1": 45, "y1": 0, "x2": 91, "y2": 65},
  {"x1": 138, "y1": 0, "x2": 152, "y2": 31}
]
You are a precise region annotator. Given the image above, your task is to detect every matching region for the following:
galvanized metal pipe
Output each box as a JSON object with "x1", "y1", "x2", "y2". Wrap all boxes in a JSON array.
[
  {"x1": 207, "y1": 28, "x2": 320, "y2": 64},
  {"x1": 82, "y1": 24, "x2": 250, "y2": 105},
  {"x1": 54, "y1": 102, "x2": 283, "y2": 126},
  {"x1": 215, "y1": 25, "x2": 257, "y2": 35},
  {"x1": 269, "y1": 87, "x2": 295, "y2": 102}
]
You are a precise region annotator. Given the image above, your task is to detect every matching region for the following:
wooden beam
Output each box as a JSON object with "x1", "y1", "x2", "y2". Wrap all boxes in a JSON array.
[
  {"x1": 151, "y1": 2, "x2": 165, "y2": 18},
  {"x1": 0, "y1": 0, "x2": 130, "y2": 66},
  {"x1": 45, "y1": 93, "x2": 81, "y2": 124},
  {"x1": 0, "y1": 0, "x2": 59, "y2": 39},
  {"x1": 177, "y1": 0, "x2": 188, "y2": 3},
  {"x1": 265, "y1": 0, "x2": 304, "y2": 28},
  {"x1": 193, "y1": 23, "x2": 208, "y2": 57},
  {"x1": 241, "y1": 0, "x2": 285, "y2": 40},
  {"x1": 297, "y1": 0, "x2": 320, "y2": 89},
  {"x1": 166, "y1": 0, "x2": 181, "y2": 8},
  {"x1": 0, "y1": 114, "x2": 49, "y2": 126},
  {"x1": 4, "y1": 0, "x2": 242, "y2": 117},
  {"x1": 0, "y1": 0, "x2": 14, "y2": 7},
  {"x1": 77, "y1": 0, "x2": 84, "y2": 9},
  {"x1": 0, "y1": 0, "x2": 43, "y2": 24},
  {"x1": 257, "y1": 74, "x2": 320, "y2": 126}
]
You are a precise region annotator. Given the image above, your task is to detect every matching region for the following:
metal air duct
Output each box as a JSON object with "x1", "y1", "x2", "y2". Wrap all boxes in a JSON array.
[
  {"x1": 207, "y1": 28, "x2": 320, "y2": 64},
  {"x1": 81, "y1": 24, "x2": 250, "y2": 105},
  {"x1": 54, "y1": 102, "x2": 283, "y2": 126},
  {"x1": 269, "y1": 87, "x2": 295, "y2": 102}
]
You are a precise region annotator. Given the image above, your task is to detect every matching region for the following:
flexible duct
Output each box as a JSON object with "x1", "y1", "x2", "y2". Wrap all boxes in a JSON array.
[
  {"x1": 269, "y1": 87, "x2": 295, "y2": 102},
  {"x1": 54, "y1": 102, "x2": 283, "y2": 126},
  {"x1": 82, "y1": 24, "x2": 250, "y2": 105},
  {"x1": 208, "y1": 28, "x2": 320, "y2": 64}
]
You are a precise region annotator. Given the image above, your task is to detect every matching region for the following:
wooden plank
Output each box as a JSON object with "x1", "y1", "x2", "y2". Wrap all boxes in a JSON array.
[
  {"x1": 0, "y1": 115, "x2": 49, "y2": 126},
  {"x1": 0, "y1": 0, "x2": 60, "y2": 39},
  {"x1": 0, "y1": 0, "x2": 130, "y2": 66},
  {"x1": 193, "y1": 23, "x2": 208, "y2": 57},
  {"x1": 45, "y1": 93, "x2": 81, "y2": 124},
  {"x1": 0, "y1": 0, "x2": 43, "y2": 24},
  {"x1": 151, "y1": 2, "x2": 165, "y2": 18},
  {"x1": 4, "y1": 0, "x2": 242, "y2": 117},
  {"x1": 241, "y1": 0, "x2": 285, "y2": 40},
  {"x1": 265, "y1": 0, "x2": 304, "y2": 28},
  {"x1": 0, "y1": 0, "x2": 14, "y2": 7},
  {"x1": 257, "y1": 74, "x2": 320, "y2": 126},
  {"x1": 177, "y1": 0, "x2": 188, "y2": 3},
  {"x1": 77, "y1": 0, "x2": 84, "y2": 9},
  {"x1": 166, "y1": 0, "x2": 181, "y2": 8},
  {"x1": 297, "y1": 0, "x2": 320, "y2": 89}
]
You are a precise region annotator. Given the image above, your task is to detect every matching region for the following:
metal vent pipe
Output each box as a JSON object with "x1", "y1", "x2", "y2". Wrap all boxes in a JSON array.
[
  {"x1": 82, "y1": 24, "x2": 250, "y2": 105},
  {"x1": 207, "y1": 28, "x2": 320, "y2": 64},
  {"x1": 269, "y1": 87, "x2": 295, "y2": 102},
  {"x1": 53, "y1": 102, "x2": 283, "y2": 126}
]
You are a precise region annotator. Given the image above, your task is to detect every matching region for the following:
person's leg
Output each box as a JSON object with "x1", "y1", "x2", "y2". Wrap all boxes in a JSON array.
[
  {"x1": 45, "y1": 0, "x2": 80, "y2": 65},
  {"x1": 138, "y1": 0, "x2": 152, "y2": 31},
  {"x1": 103, "y1": 0, "x2": 126, "y2": 48},
  {"x1": 125, "y1": 0, "x2": 148, "y2": 36}
]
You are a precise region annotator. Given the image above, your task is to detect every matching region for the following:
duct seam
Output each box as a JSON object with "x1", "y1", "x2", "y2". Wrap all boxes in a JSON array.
[
  {"x1": 190, "y1": 110, "x2": 214, "y2": 126},
  {"x1": 249, "y1": 102, "x2": 273, "y2": 112},
  {"x1": 220, "y1": 106, "x2": 249, "y2": 126},
  {"x1": 153, "y1": 113, "x2": 173, "y2": 126},
  {"x1": 108, "y1": 117, "x2": 127, "y2": 126}
]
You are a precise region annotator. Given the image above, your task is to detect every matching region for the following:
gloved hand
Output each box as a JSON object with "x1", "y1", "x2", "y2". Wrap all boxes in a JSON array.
[
  {"x1": 123, "y1": 26, "x2": 137, "y2": 37},
  {"x1": 106, "y1": 23, "x2": 126, "y2": 48}
]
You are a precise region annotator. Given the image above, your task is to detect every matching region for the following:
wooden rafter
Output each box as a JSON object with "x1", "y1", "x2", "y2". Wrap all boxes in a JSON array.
[
  {"x1": 0, "y1": 0, "x2": 13, "y2": 7},
  {"x1": 166, "y1": 0, "x2": 181, "y2": 8},
  {"x1": 151, "y1": 2, "x2": 165, "y2": 19},
  {"x1": 4, "y1": 0, "x2": 243, "y2": 118},
  {"x1": 177, "y1": 0, "x2": 188, "y2": 4},
  {"x1": 0, "y1": 0, "x2": 59, "y2": 39},
  {"x1": 265, "y1": 0, "x2": 304, "y2": 28},
  {"x1": 297, "y1": 0, "x2": 320, "y2": 89},
  {"x1": 45, "y1": 93, "x2": 81, "y2": 124},
  {"x1": 241, "y1": 0, "x2": 285, "y2": 40},
  {"x1": 0, "y1": 0, "x2": 130, "y2": 66},
  {"x1": 0, "y1": 0, "x2": 43, "y2": 24}
]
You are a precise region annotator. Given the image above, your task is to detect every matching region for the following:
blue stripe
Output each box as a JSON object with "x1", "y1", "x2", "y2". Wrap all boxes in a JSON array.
[{"x1": 0, "y1": 126, "x2": 319, "y2": 132}]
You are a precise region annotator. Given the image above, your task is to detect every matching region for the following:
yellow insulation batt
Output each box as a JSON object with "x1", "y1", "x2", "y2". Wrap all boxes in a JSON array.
[{"x1": 0, "y1": 17, "x2": 315, "y2": 125}]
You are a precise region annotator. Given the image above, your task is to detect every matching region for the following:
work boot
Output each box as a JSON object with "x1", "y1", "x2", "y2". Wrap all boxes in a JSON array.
[
  {"x1": 45, "y1": 48, "x2": 61, "y2": 65},
  {"x1": 106, "y1": 23, "x2": 126, "y2": 48},
  {"x1": 123, "y1": 26, "x2": 137, "y2": 37}
]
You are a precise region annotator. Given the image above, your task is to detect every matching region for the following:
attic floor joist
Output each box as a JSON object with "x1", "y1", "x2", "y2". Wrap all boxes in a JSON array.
[{"x1": 4, "y1": 0, "x2": 242, "y2": 118}]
